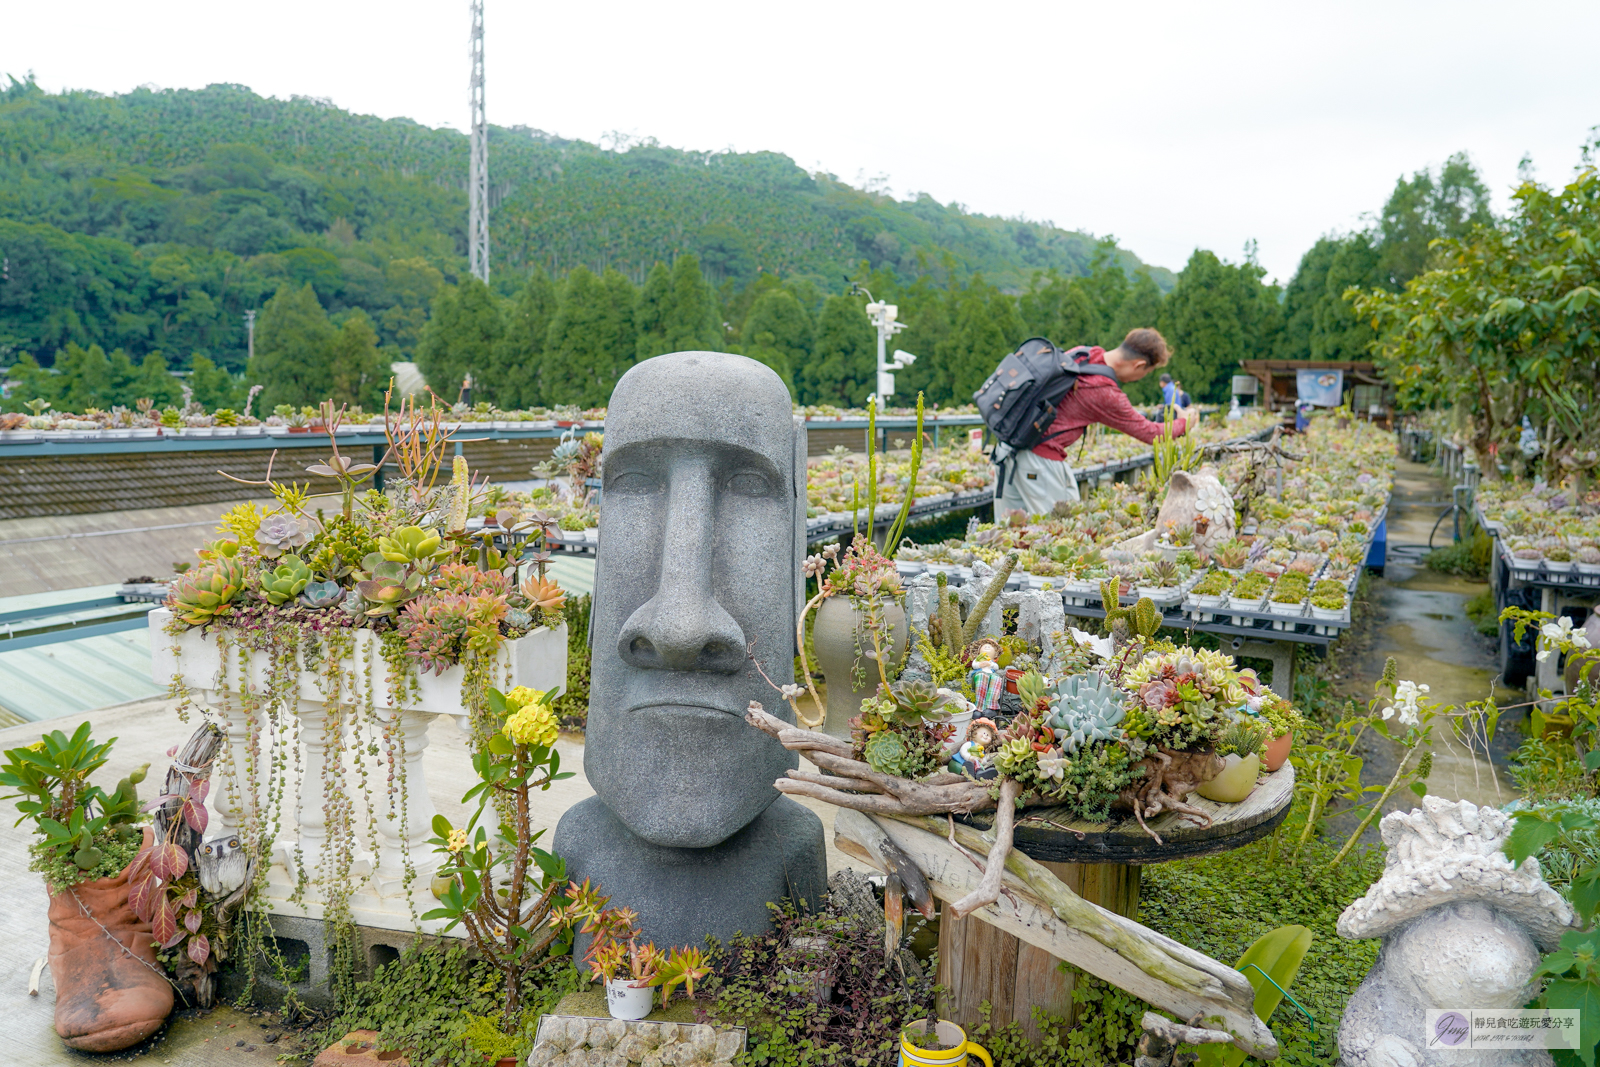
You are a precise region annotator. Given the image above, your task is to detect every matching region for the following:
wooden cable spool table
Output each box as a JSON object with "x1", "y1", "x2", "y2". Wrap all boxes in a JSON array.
[{"x1": 839, "y1": 763, "x2": 1295, "y2": 1043}]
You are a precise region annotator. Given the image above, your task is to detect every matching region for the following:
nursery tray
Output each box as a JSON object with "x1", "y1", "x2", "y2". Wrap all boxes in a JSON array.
[{"x1": 958, "y1": 763, "x2": 1294, "y2": 866}]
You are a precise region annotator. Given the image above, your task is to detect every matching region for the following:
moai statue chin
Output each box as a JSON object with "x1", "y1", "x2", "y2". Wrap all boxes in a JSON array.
[{"x1": 554, "y1": 351, "x2": 826, "y2": 950}]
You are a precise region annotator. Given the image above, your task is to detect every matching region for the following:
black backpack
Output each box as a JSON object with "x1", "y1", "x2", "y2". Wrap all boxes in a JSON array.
[{"x1": 972, "y1": 338, "x2": 1119, "y2": 453}]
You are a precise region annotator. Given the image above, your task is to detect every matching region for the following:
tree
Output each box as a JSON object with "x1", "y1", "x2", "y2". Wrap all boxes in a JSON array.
[
  {"x1": 801, "y1": 294, "x2": 875, "y2": 406},
  {"x1": 541, "y1": 267, "x2": 638, "y2": 407},
  {"x1": 496, "y1": 269, "x2": 557, "y2": 407},
  {"x1": 1158, "y1": 251, "x2": 1283, "y2": 403},
  {"x1": 188, "y1": 354, "x2": 243, "y2": 410},
  {"x1": 927, "y1": 277, "x2": 1027, "y2": 406},
  {"x1": 248, "y1": 283, "x2": 337, "y2": 411},
  {"x1": 1376, "y1": 151, "x2": 1493, "y2": 288},
  {"x1": 1354, "y1": 165, "x2": 1600, "y2": 486},
  {"x1": 635, "y1": 255, "x2": 721, "y2": 360},
  {"x1": 739, "y1": 287, "x2": 813, "y2": 393},
  {"x1": 328, "y1": 310, "x2": 388, "y2": 410},
  {"x1": 416, "y1": 275, "x2": 505, "y2": 404}
]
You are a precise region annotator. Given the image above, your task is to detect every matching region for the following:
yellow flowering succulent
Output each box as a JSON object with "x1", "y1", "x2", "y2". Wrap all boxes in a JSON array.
[
  {"x1": 504, "y1": 698, "x2": 558, "y2": 749},
  {"x1": 503, "y1": 686, "x2": 547, "y2": 713},
  {"x1": 447, "y1": 828, "x2": 469, "y2": 853}
]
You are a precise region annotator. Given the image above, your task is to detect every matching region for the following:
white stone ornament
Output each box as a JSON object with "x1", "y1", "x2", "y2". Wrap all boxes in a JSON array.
[{"x1": 1336, "y1": 797, "x2": 1579, "y2": 1067}]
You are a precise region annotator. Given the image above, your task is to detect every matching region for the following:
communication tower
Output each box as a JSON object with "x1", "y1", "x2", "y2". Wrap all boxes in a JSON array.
[{"x1": 468, "y1": 0, "x2": 489, "y2": 282}]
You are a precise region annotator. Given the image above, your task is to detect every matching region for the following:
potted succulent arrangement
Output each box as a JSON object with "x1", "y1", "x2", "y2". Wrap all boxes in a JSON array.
[
  {"x1": 559, "y1": 883, "x2": 711, "y2": 1021},
  {"x1": 1310, "y1": 579, "x2": 1350, "y2": 624},
  {"x1": 1230, "y1": 571, "x2": 1272, "y2": 625},
  {"x1": 1, "y1": 725, "x2": 171, "y2": 1053},
  {"x1": 151, "y1": 395, "x2": 572, "y2": 977},
  {"x1": 1187, "y1": 569, "x2": 1232, "y2": 618},
  {"x1": 1196, "y1": 721, "x2": 1268, "y2": 804},
  {"x1": 1267, "y1": 573, "x2": 1309, "y2": 628}
]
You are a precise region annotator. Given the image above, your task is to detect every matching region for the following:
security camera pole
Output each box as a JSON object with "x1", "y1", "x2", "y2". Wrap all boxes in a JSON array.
[{"x1": 852, "y1": 286, "x2": 916, "y2": 407}]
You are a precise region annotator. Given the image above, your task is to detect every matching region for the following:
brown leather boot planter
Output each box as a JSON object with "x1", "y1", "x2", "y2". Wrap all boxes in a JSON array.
[{"x1": 48, "y1": 834, "x2": 175, "y2": 1051}]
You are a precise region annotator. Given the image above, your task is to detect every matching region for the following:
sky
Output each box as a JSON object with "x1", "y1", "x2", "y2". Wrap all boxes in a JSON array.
[{"x1": 4, "y1": 0, "x2": 1598, "y2": 283}]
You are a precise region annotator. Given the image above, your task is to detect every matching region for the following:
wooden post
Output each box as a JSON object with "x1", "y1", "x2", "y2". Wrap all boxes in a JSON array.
[{"x1": 937, "y1": 861, "x2": 1140, "y2": 1041}]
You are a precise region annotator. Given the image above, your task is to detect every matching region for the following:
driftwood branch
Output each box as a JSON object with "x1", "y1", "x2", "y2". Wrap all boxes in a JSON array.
[
  {"x1": 1141, "y1": 1011, "x2": 1236, "y2": 1047},
  {"x1": 949, "y1": 778, "x2": 1021, "y2": 918},
  {"x1": 747, "y1": 702, "x2": 996, "y2": 816}
]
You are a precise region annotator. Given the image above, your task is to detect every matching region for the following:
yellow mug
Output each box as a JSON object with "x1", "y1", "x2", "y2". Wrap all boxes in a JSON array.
[{"x1": 900, "y1": 1019, "x2": 992, "y2": 1067}]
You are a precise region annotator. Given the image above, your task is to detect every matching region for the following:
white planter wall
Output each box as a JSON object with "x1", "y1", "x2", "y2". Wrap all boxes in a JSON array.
[{"x1": 148, "y1": 608, "x2": 568, "y2": 933}]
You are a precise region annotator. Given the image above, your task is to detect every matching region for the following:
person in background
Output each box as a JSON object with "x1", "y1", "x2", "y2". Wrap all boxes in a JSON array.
[
  {"x1": 1160, "y1": 373, "x2": 1178, "y2": 407},
  {"x1": 997, "y1": 328, "x2": 1198, "y2": 518}
]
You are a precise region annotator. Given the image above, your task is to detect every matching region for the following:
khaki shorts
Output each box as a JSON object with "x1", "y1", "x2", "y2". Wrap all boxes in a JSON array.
[{"x1": 996, "y1": 449, "x2": 1079, "y2": 519}]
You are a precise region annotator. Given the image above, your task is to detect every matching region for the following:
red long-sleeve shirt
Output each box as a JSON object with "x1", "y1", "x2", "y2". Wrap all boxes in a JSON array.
[{"x1": 1030, "y1": 347, "x2": 1188, "y2": 460}]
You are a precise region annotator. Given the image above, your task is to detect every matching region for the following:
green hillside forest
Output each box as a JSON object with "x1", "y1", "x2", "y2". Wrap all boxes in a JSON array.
[{"x1": 0, "y1": 76, "x2": 1495, "y2": 411}]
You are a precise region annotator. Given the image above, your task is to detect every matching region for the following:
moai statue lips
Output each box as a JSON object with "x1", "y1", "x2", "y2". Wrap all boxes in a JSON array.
[{"x1": 555, "y1": 352, "x2": 825, "y2": 947}]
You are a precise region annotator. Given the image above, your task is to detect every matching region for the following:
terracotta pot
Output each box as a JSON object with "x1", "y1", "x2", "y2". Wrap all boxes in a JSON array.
[
  {"x1": 1261, "y1": 730, "x2": 1293, "y2": 772},
  {"x1": 47, "y1": 829, "x2": 174, "y2": 1052},
  {"x1": 1003, "y1": 667, "x2": 1023, "y2": 695},
  {"x1": 811, "y1": 594, "x2": 908, "y2": 739}
]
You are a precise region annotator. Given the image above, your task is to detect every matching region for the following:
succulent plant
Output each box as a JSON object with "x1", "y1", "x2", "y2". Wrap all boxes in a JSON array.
[
  {"x1": 992, "y1": 736, "x2": 1037, "y2": 777},
  {"x1": 1144, "y1": 559, "x2": 1181, "y2": 588},
  {"x1": 169, "y1": 557, "x2": 248, "y2": 626},
  {"x1": 1046, "y1": 673, "x2": 1128, "y2": 753},
  {"x1": 886, "y1": 677, "x2": 952, "y2": 724},
  {"x1": 1218, "y1": 720, "x2": 1266, "y2": 758},
  {"x1": 254, "y1": 513, "x2": 309, "y2": 558},
  {"x1": 355, "y1": 572, "x2": 427, "y2": 617},
  {"x1": 518, "y1": 575, "x2": 566, "y2": 614},
  {"x1": 863, "y1": 731, "x2": 913, "y2": 777},
  {"x1": 378, "y1": 525, "x2": 445, "y2": 565},
  {"x1": 260, "y1": 557, "x2": 313, "y2": 606},
  {"x1": 299, "y1": 579, "x2": 345, "y2": 609}
]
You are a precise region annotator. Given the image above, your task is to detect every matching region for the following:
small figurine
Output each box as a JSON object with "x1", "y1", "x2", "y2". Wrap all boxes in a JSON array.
[
  {"x1": 952, "y1": 716, "x2": 1000, "y2": 777},
  {"x1": 967, "y1": 639, "x2": 1005, "y2": 716}
]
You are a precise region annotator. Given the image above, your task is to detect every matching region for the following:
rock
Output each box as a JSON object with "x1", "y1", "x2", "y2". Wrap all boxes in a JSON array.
[{"x1": 557, "y1": 352, "x2": 827, "y2": 949}]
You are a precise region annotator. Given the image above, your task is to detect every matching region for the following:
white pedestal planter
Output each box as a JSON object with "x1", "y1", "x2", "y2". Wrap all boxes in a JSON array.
[{"x1": 148, "y1": 608, "x2": 567, "y2": 934}]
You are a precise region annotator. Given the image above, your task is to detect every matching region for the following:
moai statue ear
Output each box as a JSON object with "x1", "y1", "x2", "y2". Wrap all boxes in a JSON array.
[{"x1": 794, "y1": 415, "x2": 807, "y2": 658}]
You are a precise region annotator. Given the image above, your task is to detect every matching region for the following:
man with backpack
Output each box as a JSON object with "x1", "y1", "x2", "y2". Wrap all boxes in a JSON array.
[{"x1": 976, "y1": 328, "x2": 1197, "y2": 518}]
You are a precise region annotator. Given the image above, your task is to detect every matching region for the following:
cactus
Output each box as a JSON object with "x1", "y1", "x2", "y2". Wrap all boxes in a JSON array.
[
  {"x1": 447, "y1": 454, "x2": 470, "y2": 532},
  {"x1": 1046, "y1": 673, "x2": 1128, "y2": 754},
  {"x1": 961, "y1": 552, "x2": 1017, "y2": 644},
  {"x1": 941, "y1": 589, "x2": 962, "y2": 653},
  {"x1": 260, "y1": 556, "x2": 313, "y2": 606},
  {"x1": 1101, "y1": 579, "x2": 1162, "y2": 641},
  {"x1": 169, "y1": 557, "x2": 248, "y2": 626}
]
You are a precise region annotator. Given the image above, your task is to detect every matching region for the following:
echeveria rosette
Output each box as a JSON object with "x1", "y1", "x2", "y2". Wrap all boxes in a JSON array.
[{"x1": 254, "y1": 512, "x2": 309, "y2": 559}]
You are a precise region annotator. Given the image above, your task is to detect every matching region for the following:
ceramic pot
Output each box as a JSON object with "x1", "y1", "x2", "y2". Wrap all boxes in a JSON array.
[
  {"x1": 1196, "y1": 752, "x2": 1261, "y2": 803},
  {"x1": 1262, "y1": 730, "x2": 1293, "y2": 772},
  {"x1": 1003, "y1": 667, "x2": 1024, "y2": 695},
  {"x1": 900, "y1": 1018, "x2": 993, "y2": 1067},
  {"x1": 812, "y1": 594, "x2": 908, "y2": 739},
  {"x1": 606, "y1": 977, "x2": 654, "y2": 1020},
  {"x1": 48, "y1": 829, "x2": 174, "y2": 1051}
]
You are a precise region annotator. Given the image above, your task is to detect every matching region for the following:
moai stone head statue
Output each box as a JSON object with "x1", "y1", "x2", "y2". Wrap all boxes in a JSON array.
[{"x1": 555, "y1": 352, "x2": 826, "y2": 947}]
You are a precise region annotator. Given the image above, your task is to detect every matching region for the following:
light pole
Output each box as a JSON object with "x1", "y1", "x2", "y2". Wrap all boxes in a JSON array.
[{"x1": 244, "y1": 309, "x2": 256, "y2": 365}]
